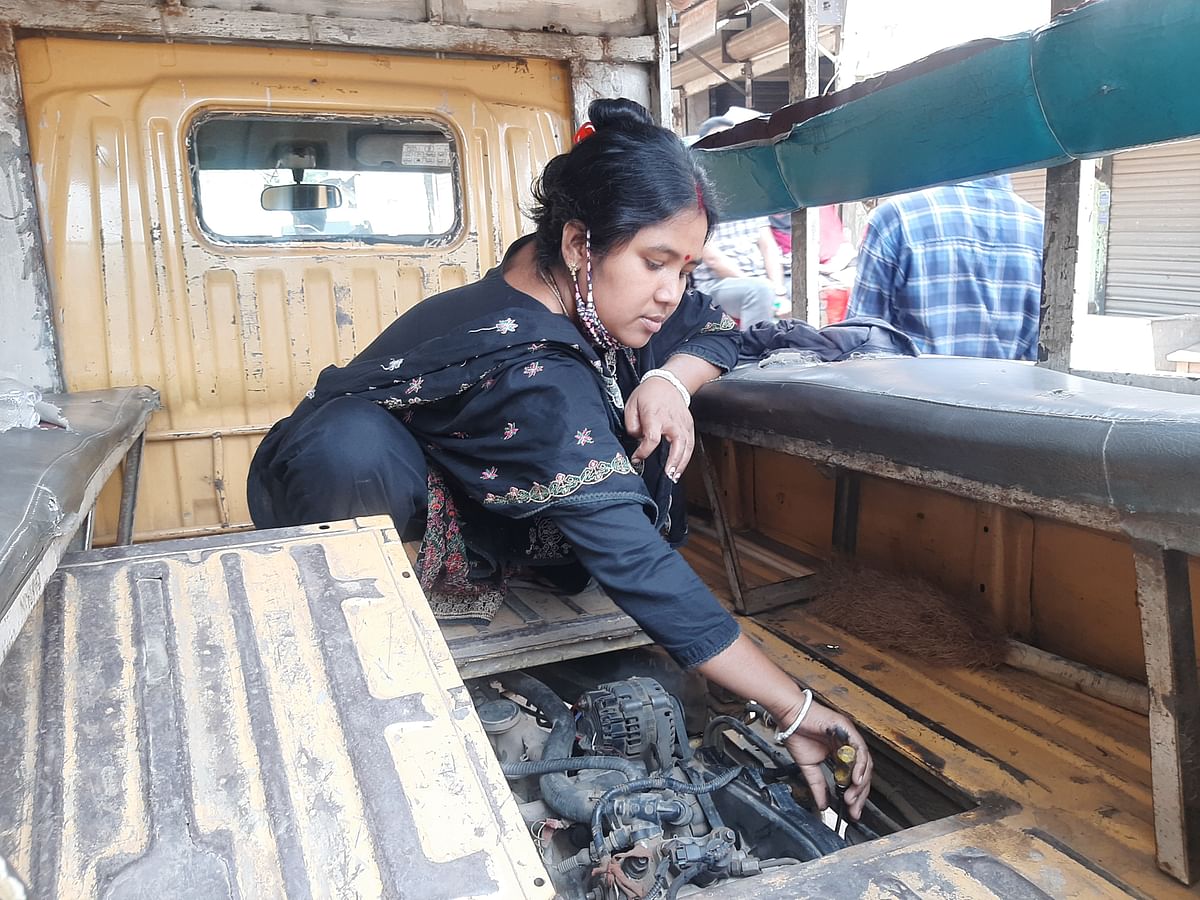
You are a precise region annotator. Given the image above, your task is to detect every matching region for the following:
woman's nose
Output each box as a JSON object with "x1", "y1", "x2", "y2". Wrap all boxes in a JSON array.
[{"x1": 656, "y1": 275, "x2": 680, "y2": 305}]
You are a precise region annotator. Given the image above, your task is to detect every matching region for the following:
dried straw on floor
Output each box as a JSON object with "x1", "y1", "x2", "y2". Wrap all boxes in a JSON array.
[{"x1": 804, "y1": 561, "x2": 1008, "y2": 668}]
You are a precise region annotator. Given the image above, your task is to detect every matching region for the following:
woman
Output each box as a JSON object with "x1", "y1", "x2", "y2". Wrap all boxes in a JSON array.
[{"x1": 248, "y1": 98, "x2": 873, "y2": 818}]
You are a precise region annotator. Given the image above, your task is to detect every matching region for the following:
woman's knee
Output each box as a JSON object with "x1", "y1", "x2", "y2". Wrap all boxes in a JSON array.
[
  {"x1": 294, "y1": 397, "x2": 413, "y2": 476},
  {"x1": 273, "y1": 396, "x2": 427, "y2": 527}
]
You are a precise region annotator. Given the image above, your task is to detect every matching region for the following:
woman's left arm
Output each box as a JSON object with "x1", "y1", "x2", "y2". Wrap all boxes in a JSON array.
[{"x1": 625, "y1": 354, "x2": 721, "y2": 479}]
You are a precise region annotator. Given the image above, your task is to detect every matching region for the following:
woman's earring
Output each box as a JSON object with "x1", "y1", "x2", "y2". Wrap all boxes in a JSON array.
[{"x1": 568, "y1": 262, "x2": 579, "y2": 281}]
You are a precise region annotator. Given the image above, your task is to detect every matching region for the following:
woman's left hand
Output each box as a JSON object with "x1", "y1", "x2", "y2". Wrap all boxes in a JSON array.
[
  {"x1": 625, "y1": 378, "x2": 694, "y2": 480},
  {"x1": 781, "y1": 701, "x2": 873, "y2": 821}
]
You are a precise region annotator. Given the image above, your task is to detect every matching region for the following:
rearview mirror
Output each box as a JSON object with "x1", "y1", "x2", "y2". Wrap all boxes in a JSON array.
[{"x1": 260, "y1": 183, "x2": 342, "y2": 212}]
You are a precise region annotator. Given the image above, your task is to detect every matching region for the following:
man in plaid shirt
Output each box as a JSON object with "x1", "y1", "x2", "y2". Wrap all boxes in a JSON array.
[{"x1": 849, "y1": 175, "x2": 1044, "y2": 360}]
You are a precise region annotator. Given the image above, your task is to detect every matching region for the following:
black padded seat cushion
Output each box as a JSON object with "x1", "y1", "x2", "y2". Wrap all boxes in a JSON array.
[
  {"x1": 693, "y1": 357, "x2": 1200, "y2": 538},
  {"x1": 0, "y1": 387, "x2": 158, "y2": 613}
]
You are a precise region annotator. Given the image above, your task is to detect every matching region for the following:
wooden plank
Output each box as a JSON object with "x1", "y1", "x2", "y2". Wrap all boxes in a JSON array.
[
  {"x1": 970, "y1": 504, "x2": 1034, "y2": 638},
  {"x1": 1132, "y1": 542, "x2": 1200, "y2": 884},
  {"x1": 1038, "y1": 158, "x2": 1082, "y2": 371},
  {"x1": 697, "y1": 435, "x2": 748, "y2": 610},
  {"x1": 1036, "y1": 0, "x2": 1083, "y2": 371},
  {"x1": 1032, "y1": 520, "x2": 1142, "y2": 681},
  {"x1": 439, "y1": 582, "x2": 651, "y2": 679},
  {"x1": 698, "y1": 423, "x2": 1135, "y2": 547},
  {"x1": 644, "y1": 0, "x2": 671, "y2": 126},
  {"x1": 751, "y1": 448, "x2": 834, "y2": 558},
  {"x1": 0, "y1": 1, "x2": 656, "y2": 63}
]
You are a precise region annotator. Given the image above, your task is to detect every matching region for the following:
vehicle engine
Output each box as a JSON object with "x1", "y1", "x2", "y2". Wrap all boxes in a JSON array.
[{"x1": 472, "y1": 671, "x2": 862, "y2": 899}]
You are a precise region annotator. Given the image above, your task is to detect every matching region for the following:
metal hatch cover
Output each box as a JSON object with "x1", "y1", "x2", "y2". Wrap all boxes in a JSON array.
[{"x1": 0, "y1": 516, "x2": 553, "y2": 899}]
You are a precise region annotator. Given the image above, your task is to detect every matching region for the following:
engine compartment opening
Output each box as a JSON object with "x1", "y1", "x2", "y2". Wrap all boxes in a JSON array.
[{"x1": 469, "y1": 648, "x2": 973, "y2": 899}]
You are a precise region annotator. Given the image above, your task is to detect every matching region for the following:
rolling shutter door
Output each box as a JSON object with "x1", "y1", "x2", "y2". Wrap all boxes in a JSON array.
[
  {"x1": 1008, "y1": 169, "x2": 1046, "y2": 213},
  {"x1": 1104, "y1": 138, "x2": 1200, "y2": 317}
]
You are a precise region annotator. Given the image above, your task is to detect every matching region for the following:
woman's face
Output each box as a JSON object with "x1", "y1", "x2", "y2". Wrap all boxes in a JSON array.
[{"x1": 566, "y1": 208, "x2": 709, "y2": 349}]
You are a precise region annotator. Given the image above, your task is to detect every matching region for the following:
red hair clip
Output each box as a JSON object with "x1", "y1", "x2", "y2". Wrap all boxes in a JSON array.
[{"x1": 574, "y1": 121, "x2": 596, "y2": 145}]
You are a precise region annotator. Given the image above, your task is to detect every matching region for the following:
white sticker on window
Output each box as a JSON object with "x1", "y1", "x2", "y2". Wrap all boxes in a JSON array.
[{"x1": 401, "y1": 143, "x2": 453, "y2": 168}]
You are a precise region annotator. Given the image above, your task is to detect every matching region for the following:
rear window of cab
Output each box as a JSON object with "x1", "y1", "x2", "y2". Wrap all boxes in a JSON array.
[{"x1": 188, "y1": 113, "x2": 461, "y2": 246}]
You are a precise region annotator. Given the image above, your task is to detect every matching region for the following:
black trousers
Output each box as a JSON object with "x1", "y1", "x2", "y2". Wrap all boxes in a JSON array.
[{"x1": 248, "y1": 395, "x2": 427, "y2": 538}]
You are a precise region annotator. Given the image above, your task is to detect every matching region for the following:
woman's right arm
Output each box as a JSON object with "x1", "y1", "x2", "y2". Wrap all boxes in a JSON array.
[{"x1": 544, "y1": 500, "x2": 873, "y2": 817}]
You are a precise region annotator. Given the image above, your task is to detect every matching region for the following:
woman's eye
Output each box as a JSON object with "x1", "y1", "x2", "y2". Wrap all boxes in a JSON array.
[{"x1": 646, "y1": 260, "x2": 664, "y2": 271}]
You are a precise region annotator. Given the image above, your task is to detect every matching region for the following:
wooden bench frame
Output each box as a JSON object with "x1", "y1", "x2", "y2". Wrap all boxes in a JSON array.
[{"x1": 697, "y1": 425, "x2": 1199, "y2": 885}]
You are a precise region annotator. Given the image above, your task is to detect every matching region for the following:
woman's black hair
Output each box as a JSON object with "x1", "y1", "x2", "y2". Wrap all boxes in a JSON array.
[{"x1": 530, "y1": 97, "x2": 716, "y2": 271}]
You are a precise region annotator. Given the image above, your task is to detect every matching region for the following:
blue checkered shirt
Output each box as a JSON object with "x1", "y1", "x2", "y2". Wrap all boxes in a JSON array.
[{"x1": 849, "y1": 176, "x2": 1044, "y2": 360}]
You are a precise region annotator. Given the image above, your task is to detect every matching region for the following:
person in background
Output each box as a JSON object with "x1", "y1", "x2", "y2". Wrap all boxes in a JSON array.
[
  {"x1": 769, "y1": 206, "x2": 856, "y2": 319},
  {"x1": 689, "y1": 116, "x2": 786, "y2": 329},
  {"x1": 849, "y1": 174, "x2": 1043, "y2": 359}
]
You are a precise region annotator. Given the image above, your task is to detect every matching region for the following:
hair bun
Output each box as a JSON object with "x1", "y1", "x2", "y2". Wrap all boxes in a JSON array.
[{"x1": 587, "y1": 98, "x2": 654, "y2": 135}]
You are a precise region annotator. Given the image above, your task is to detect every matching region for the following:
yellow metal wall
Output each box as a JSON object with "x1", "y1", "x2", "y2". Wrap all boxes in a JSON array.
[{"x1": 17, "y1": 36, "x2": 570, "y2": 542}]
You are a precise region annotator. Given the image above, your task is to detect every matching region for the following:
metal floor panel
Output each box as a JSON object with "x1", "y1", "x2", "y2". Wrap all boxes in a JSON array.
[{"x1": 0, "y1": 517, "x2": 553, "y2": 899}]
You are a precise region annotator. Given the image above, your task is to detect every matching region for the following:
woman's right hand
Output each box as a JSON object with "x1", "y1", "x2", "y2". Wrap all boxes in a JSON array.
[{"x1": 779, "y1": 699, "x2": 873, "y2": 820}]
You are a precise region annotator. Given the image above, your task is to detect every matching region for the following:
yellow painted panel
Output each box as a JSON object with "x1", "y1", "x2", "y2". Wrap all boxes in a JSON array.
[
  {"x1": 1030, "y1": 519, "x2": 1143, "y2": 681},
  {"x1": 19, "y1": 35, "x2": 570, "y2": 542},
  {"x1": 0, "y1": 519, "x2": 553, "y2": 897},
  {"x1": 854, "y1": 476, "x2": 981, "y2": 599},
  {"x1": 751, "y1": 449, "x2": 836, "y2": 558}
]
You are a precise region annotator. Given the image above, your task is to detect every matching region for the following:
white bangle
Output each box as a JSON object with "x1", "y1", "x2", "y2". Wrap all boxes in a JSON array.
[
  {"x1": 774, "y1": 689, "x2": 814, "y2": 744},
  {"x1": 640, "y1": 368, "x2": 690, "y2": 407}
]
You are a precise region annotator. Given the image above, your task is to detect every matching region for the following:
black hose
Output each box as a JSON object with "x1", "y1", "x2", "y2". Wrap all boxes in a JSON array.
[
  {"x1": 702, "y1": 715, "x2": 796, "y2": 771},
  {"x1": 501, "y1": 755, "x2": 644, "y2": 779},
  {"x1": 590, "y1": 766, "x2": 744, "y2": 855},
  {"x1": 501, "y1": 671, "x2": 643, "y2": 823}
]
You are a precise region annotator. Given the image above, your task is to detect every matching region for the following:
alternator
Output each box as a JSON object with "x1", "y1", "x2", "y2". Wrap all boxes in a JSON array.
[{"x1": 576, "y1": 676, "x2": 679, "y2": 770}]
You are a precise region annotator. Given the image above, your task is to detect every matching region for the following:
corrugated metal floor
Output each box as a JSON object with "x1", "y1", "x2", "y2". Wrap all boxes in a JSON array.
[{"x1": 0, "y1": 518, "x2": 552, "y2": 899}]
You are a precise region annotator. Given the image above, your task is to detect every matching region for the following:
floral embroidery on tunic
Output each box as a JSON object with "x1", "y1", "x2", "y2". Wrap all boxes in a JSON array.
[
  {"x1": 470, "y1": 317, "x2": 520, "y2": 335},
  {"x1": 523, "y1": 362, "x2": 544, "y2": 378},
  {"x1": 526, "y1": 518, "x2": 573, "y2": 560},
  {"x1": 381, "y1": 358, "x2": 404, "y2": 371},
  {"x1": 406, "y1": 377, "x2": 424, "y2": 395},
  {"x1": 503, "y1": 422, "x2": 519, "y2": 440},
  {"x1": 483, "y1": 453, "x2": 636, "y2": 506},
  {"x1": 382, "y1": 397, "x2": 405, "y2": 410},
  {"x1": 480, "y1": 466, "x2": 499, "y2": 480},
  {"x1": 482, "y1": 377, "x2": 496, "y2": 391},
  {"x1": 574, "y1": 428, "x2": 594, "y2": 446}
]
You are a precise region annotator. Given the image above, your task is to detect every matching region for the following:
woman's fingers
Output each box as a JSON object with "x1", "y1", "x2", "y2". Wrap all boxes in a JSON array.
[
  {"x1": 628, "y1": 380, "x2": 693, "y2": 474},
  {"x1": 632, "y1": 416, "x2": 662, "y2": 464},
  {"x1": 799, "y1": 764, "x2": 829, "y2": 811}
]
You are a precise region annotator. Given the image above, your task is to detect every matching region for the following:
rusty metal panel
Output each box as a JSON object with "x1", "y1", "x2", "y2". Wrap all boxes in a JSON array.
[
  {"x1": 17, "y1": 35, "x2": 570, "y2": 543},
  {"x1": 0, "y1": 517, "x2": 554, "y2": 898}
]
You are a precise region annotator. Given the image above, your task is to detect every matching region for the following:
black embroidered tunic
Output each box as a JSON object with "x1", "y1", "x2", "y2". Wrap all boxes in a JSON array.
[{"x1": 250, "y1": 237, "x2": 742, "y2": 668}]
